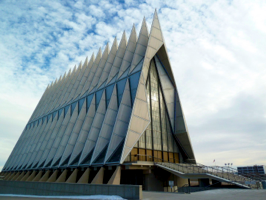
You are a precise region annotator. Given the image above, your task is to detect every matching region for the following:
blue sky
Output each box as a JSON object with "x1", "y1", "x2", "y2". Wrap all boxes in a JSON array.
[{"x1": 0, "y1": 0, "x2": 266, "y2": 171}]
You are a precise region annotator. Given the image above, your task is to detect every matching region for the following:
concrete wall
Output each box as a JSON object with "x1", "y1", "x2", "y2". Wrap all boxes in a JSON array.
[{"x1": 0, "y1": 180, "x2": 142, "y2": 200}]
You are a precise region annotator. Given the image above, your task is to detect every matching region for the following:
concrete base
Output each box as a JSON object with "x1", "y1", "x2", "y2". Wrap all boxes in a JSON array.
[
  {"x1": 108, "y1": 166, "x2": 121, "y2": 185},
  {"x1": 39, "y1": 171, "x2": 50, "y2": 182},
  {"x1": 47, "y1": 170, "x2": 58, "y2": 182},
  {"x1": 91, "y1": 167, "x2": 104, "y2": 184},
  {"x1": 66, "y1": 169, "x2": 78, "y2": 183},
  {"x1": 77, "y1": 168, "x2": 90, "y2": 184},
  {"x1": 175, "y1": 176, "x2": 188, "y2": 187},
  {"x1": 15, "y1": 172, "x2": 25, "y2": 181},
  {"x1": 20, "y1": 171, "x2": 31, "y2": 181},
  {"x1": 32, "y1": 171, "x2": 43, "y2": 182},
  {"x1": 55, "y1": 170, "x2": 67, "y2": 183},
  {"x1": 26, "y1": 171, "x2": 36, "y2": 181},
  {"x1": 3, "y1": 173, "x2": 12, "y2": 180},
  {"x1": 6, "y1": 173, "x2": 16, "y2": 181},
  {"x1": 10, "y1": 172, "x2": 20, "y2": 181}
]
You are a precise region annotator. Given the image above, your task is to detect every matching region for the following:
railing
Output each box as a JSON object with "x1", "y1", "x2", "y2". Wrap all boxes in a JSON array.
[{"x1": 126, "y1": 154, "x2": 259, "y2": 189}]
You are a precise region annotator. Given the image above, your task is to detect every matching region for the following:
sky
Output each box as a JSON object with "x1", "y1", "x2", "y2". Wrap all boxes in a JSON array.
[{"x1": 0, "y1": 0, "x2": 265, "y2": 171}]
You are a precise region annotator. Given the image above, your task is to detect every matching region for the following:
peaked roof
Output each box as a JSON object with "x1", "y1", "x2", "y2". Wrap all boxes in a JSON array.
[{"x1": 2, "y1": 10, "x2": 196, "y2": 172}]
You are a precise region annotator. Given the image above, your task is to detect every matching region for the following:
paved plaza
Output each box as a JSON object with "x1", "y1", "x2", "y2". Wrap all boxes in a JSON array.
[{"x1": 0, "y1": 189, "x2": 266, "y2": 200}]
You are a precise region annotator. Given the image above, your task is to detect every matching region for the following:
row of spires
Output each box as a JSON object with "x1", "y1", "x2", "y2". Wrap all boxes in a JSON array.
[
  {"x1": 28, "y1": 10, "x2": 168, "y2": 123},
  {"x1": 28, "y1": 16, "x2": 151, "y2": 122}
]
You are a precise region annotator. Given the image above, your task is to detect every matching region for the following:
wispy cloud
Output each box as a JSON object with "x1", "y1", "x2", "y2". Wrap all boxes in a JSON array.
[{"x1": 0, "y1": 0, "x2": 265, "y2": 170}]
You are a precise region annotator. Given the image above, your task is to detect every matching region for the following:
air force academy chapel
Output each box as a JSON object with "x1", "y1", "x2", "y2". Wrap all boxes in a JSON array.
[{"x1": 2, "y1": 11, "x2": 196, "y2": 189}]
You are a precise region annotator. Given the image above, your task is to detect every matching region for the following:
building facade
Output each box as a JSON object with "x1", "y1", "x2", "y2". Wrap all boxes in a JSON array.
[
  {"x1": 237, "y1": 166, "x2": 266, "y2": 175},
  {"x1": 1, "y1": 11, "x2": 196, "y2": 190}
]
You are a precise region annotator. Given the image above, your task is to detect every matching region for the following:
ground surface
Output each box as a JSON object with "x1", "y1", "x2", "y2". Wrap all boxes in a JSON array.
[
  {"x1": 0, "y1": 189, "x2": 266, "y2": 200},
  {"x1": 143, "y1": 189, "x2": 266, "y2": 200}
]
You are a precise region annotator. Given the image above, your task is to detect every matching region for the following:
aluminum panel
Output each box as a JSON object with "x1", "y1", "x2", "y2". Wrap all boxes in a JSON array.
[
  {"x1": 129, "y1": 18, "x2": 149, "y2": 73},
  {"x1": 97, "y1": 38, "x2": 118, "y2": 89},
  {"x1": 68, "y1": 95, "x2": 96, "y2": 165},
  {"x1": 106, "y1": 32, "x2": 127, "y2": 84},
  {"x1": 36, "y1": 110, "x2": 65, "y2": 168},
  {"x1": 90, "y1": 87, "x2": 118, "y2": 163},
  {"x1": 73, "y1": 55, "x2": 94, "y2": 98},
  {"x1": 79, "y1": 93, "x2": 106, "y2": 164},
  {"x1": 149, "y1": 37, "x2": 163, "y2": 51},
  {"x1": 88, "y1": 44, "x2": 109, "y2": 93},
  {"x1": 133, "y1": 99, "x2": 149, "y2": 120},
  {"x1": 104, "y1": 80, "x2": 132, "y2": 163},
  {"x1": 117, "y1": 25, "x2": 137, "y2": 78},
  {"x1": 43, "y1": 107, "x2": 71, "y2": 167}
]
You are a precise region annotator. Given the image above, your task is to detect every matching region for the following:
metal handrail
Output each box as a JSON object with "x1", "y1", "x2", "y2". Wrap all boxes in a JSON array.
[{"x1": 127, "y1": 154, "x2": 258, "y2": 188}]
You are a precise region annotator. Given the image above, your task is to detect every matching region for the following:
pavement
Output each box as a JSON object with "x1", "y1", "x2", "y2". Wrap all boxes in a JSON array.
[
  {"x1": 0, "y1": 189, "x2": 266, "y2": 200},
  {"x1": 143, "y1": 189, "x2": 266, "y2": 200}
]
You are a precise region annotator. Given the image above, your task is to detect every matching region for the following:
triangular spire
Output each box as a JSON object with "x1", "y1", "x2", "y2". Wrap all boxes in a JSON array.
[
  {"x1": 104, "y1": 80, "x2": 132, "y2": 163},
  {"x1": 106, "y1": 31, "x2": 127, "y2": 84},
  {"x1": 120, "y1": 73, "x2": 150, "y2": 163},
  {"x1": 79, "y1": 48, "x2": 102, "y2": 96},
  {"x1": 79, "y1": 92, "x2": 106, "y2": 164},
  {"x1": 129, "y1": 17, "x2": 149, "y2": 73},
  {"x1": 117, "y1": 24, "x2": 137, "y2": 79},
  {"x1": 141, "y1": 10, "x2": 176, "y2": 85},
  {"x1": 90, "y1": 86, "x2": 118, "y2": 164},
  {"x1": 83, "y1": 56, "x2": 88, "y2": 68},
  {"x1": 68, "y1": 94, "x2": 96, "y2": 165},
  {"x1": 88, "y1": 43, "x2": 110, "y2": 93},
  {"x1": 96, "y1": 37, "x2": 118, "y2": 89}
]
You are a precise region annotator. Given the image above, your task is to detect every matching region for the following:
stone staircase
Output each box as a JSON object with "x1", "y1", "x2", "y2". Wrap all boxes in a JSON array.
[{"x1": 155, "y1": 162, "x2": 259, "y2": 189}]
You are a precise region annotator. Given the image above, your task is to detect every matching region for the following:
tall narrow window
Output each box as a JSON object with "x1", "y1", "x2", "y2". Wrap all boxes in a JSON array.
[
  {"x1": 86, "y1": 94, "x2": 93, "y2": 112},
  {"x1": 78, "y1": 98, "x2": 85, "y2": 114},
  {"x1": 95, "y1": 89, "x2": 104, "y2": 110},
  {"x1": 129, "y1": 71, "x2": 141, "y2": 104},
  {"x1": 116, "y1": 78, "x2": 127, "y2": 105},
  {"x1": 105, "y1": 84, "x2": 115, "y2": 107}
]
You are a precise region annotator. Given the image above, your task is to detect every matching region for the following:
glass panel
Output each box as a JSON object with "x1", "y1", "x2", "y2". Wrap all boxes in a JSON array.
[
  {"x1": 71, "y1": 102, "x2": 77, "y2": 115},
  {"x1": 47, "y1": 114, "x2": 52, "y2": 122},
  {"x1": 150, "y1": 60, "x2": 162, "y2": 151},
  {"x1": 116, "y1": 78, "x2": 127, "y2": 105},
  {"x1": 52, "y1": 111, "x2": 57, "y2": 121},
  {"x1": 129, "y1": 71, "x2": 141, "y2": 104},
  {"x1": 139, "y1": 133, "x2": 145, "y2": 148},
  {"x1": 93, "y1": 146, "x2": 108, "y2": 164},
  {"x1": 107, "y1": 139, "x2": 124, "y2": 163},
  {"x1": 78, "y1": 98, "x2": 85, "y2": 114},
  {"x1": 160, "y1": 87, "x2": 168, "y2": 152},
  {"x1": 42, "y1": 116, "x2": 47, "y2": 124},
  {"x1": 64, "y1": 105, "x2": 70, "y2": 117},
  {"x1": 86, "y1": 94, "x2": 93, "y2": 112},
  {"x1": 105, "y1": 84, "x2": 115, "y2": 107},
  {"x1": 96, "y1": 89, "x2": 104, "y2": 110},
  {"x1": 58, "y1": 108, "x2": 63, "y2": 118},
  {"x1": 38, "y1": 118, "x2": 42, "y2": 126}
]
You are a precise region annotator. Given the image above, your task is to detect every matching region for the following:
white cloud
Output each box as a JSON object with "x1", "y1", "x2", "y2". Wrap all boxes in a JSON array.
[{"x1": 0, "y1": 0, "x2": 266, "y2": 170}]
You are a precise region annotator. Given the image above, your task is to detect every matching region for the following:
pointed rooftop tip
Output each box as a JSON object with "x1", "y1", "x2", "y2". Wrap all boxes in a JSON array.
[
  {"x1": 154, "y1": 8, "x2": 158, "y2": 18},
  {"x1": 105, "y1": 42, "x2": 110, "y2": 52},
  {"x1": 139, "y1": 16, "x2": 149, "y2": 36},
  {"x1": 85, "y1": 56, "x2": 88, "y2": 63},
  {"x1": 112, "y1": 36, "x2": 118, "y2": 47},
  {"x1": 141, "y1": 16, "x2": 148, "y2": 28},
  {"x1": 96, "y1": 47, "x2": 102, "y2": 57},
  {"x1": 121, "y1": 30, "x2": 127, "y2": 40}
]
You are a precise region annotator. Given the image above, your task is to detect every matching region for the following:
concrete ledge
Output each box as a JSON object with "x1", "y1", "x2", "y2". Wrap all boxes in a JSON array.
[{"x1": 0, "y1": 180, "x2": 142, "y2": 199}]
